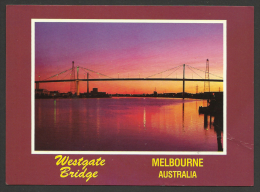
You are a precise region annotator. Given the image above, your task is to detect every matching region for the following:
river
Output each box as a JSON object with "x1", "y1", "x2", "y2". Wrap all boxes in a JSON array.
[{"x1": 35, "y1": 97, "x2": 222, "y2": 152}]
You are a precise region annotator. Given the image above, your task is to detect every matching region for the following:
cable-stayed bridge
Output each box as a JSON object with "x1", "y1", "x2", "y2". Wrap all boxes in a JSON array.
[{"x1": 35, "y1": 60, "x2": 223, "y2": 98}]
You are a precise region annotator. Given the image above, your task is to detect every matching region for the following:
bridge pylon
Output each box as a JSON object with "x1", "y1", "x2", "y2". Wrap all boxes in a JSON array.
[
  {"x1": 204, "y1": 59, "x2": 210, "y2": 92},
  {"x1": 70, "y1": 61, "x2": 77, "y2": 94},
  {"x1": 183, "y1": 64, "x2": 185, "y2": 99}
]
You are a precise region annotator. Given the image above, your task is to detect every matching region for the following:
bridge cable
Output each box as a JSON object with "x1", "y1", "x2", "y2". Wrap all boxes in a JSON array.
[
  {"x1": 164, "y1": 65, "x2": 183, "y2": 78},
  {"x1": 80, "y1": 67, "x2": 101, "y2": 79},
  {"x1": 79, "y1": 66, "x2": 113, "y2": 79},
  {"x1": 187, "y1": 66, "x2": 204, "y2": 79},
  {"x1": 146, "y1": 64, "x2": 182, "y2": 78},
  {"x1": 89, "y1": 74, "x2": 97, "y2": 79},
  {"x1": 186, "y1": 65, "x2": 223, "y2": 79},
  {"x1": 61, "y1": 68, "x2": 73, "y2": 80},
  {"x1": 43, "y1": 68, "x2": 72, "y2": 81}
]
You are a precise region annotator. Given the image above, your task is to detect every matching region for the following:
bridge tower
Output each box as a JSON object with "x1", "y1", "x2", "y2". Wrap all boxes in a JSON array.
[
  {"x1": 204, "y1": 59, "x2": 210, "y2": 92},
  {"x1": 183, "y1": 64, "x2": 185, "y2": 99},
  {"x1": 70, "y1": 61, "x2": 77, "y2": 94}
]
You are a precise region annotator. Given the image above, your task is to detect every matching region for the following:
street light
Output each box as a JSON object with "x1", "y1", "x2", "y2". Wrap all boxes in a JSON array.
[
  {"x1": 118, "y1": 73, "x2": 119, "y2": 79},
  {"x1": 38, "y1": 75, "x2": 40, "y2": 81}
]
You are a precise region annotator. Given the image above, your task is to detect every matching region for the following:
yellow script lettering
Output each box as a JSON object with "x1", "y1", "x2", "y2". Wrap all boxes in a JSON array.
[{"x1": 60, "y1": 166, "x2": 70, "y2": 178}]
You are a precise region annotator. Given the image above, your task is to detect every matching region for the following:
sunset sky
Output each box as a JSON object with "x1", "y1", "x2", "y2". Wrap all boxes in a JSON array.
[{"x1": 35, "y1": 21, "x2": 223, "y2": 94}]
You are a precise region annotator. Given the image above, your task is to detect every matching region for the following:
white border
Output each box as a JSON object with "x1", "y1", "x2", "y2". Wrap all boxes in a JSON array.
[{"x1": 31, "y1": 19, "x2": 227, "y2": 155}]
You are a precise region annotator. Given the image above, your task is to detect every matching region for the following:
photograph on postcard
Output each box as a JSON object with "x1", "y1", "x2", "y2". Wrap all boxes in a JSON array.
[{"x1": 32, "y1": 20, "x2": 226, "y2": 154}]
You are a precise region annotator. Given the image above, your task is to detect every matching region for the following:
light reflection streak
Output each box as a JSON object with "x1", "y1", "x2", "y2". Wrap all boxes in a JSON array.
[
  {"x1": 182, "y1": 102, "x2": 185, "y2": 132},
  {"x1": 96, "y1": 99, "x2": 100, "y2": 138},
  {"x1": 54, "y1": 100, "x2": 56, "y2": 124},
  {"x1": 35, "y1": 98, "x2": 222, "y2": 151},
  {"x1": 143, "y1": 107, "x2": 146, "y2": 129},
  {"x1": 38, "y1": 100, "x2": 42, "y2": 128}
]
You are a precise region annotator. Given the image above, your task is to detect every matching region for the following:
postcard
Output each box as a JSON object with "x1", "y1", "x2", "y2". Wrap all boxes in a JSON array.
[{"x1": 6, "y1": 5, "x2": 254, "y2": 186}]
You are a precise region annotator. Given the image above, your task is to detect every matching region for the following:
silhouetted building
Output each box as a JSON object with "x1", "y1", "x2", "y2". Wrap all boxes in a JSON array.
[
  {"x1": 49, "y1": 91, "x2": 60, "y2": 97},
  {"x1": 35, "y1": 89, "x2": 49, "y2": 96},
  {"x1": 92, "y1": 88, "x2": 98, "y2": 93},
  {"x1": 204, "y1": 92, "x2": 223, "y2": 100},
  {"x1": 89, "y1": 88, "x2": 109, "y2": 98}
]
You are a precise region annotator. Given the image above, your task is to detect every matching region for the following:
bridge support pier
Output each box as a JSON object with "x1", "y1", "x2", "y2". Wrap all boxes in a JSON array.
[
  {"x1": 87, "y1": 73, "x2": 89, "y2": 94},
  {"x1": 76, "y1": 66, "x2": 79, "y2": 96},
  {"x1": 77, "y1": 81, "x2": 79, "y2": 96}
]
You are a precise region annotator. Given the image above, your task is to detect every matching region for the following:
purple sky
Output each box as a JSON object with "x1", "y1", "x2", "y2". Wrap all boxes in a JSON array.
[{"x1": 35, "y1": 22, "x2": 223, "y2": 93}]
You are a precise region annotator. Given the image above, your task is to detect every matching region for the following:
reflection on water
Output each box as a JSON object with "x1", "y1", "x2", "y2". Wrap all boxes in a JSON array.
[
  {"x1": 182, "y1": 103, "x2": 185, "y2": 132},
  {"x1": 54, "y1": 100, "x2": 56, "y2": 124},
  {"x1": 143, "y1": 107, "x2": 146, "y2": 128},
  {"x1": 35, "y1": 98, "x2": 223, "y2": 151}
]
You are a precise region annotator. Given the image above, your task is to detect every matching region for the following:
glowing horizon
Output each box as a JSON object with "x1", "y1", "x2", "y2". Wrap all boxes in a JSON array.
[{"x1": 34, "y1": 20, "x2": 224, "y2": 94}]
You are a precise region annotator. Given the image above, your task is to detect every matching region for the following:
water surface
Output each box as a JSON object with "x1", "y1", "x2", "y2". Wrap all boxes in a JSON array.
[{"x1": 35, "y1": 97, "x2": 222, "y2": 151}]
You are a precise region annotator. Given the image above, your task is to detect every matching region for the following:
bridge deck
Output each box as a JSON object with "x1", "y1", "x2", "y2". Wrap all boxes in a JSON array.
[{"x1": 35, "y1": 78, "x2": 223, "y2": 83}]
